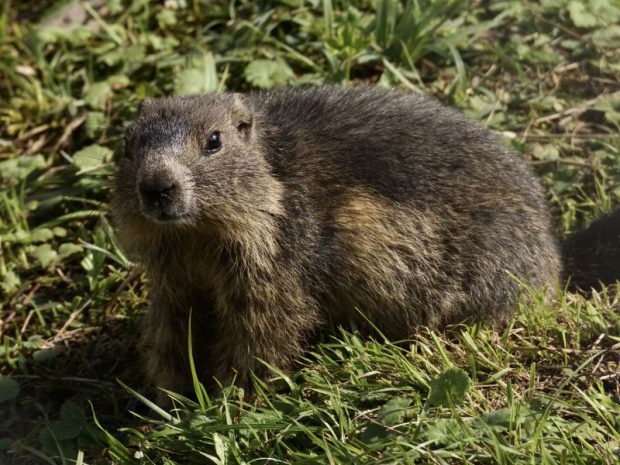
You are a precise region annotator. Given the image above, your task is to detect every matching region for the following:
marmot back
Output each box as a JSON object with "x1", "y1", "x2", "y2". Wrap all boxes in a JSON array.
[{"x1": 113, "y1": 86, "x2": 562, "y2": 399}]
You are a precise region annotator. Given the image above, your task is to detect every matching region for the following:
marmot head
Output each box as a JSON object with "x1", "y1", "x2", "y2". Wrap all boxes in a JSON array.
[{"x1": 114, "y1": 93, "x2": 282, "y2": 236}]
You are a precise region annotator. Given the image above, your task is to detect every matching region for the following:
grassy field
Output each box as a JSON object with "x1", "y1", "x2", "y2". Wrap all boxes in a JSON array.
[{"x1": 0, "y1": 0, "x2": 619, "y2": 463}]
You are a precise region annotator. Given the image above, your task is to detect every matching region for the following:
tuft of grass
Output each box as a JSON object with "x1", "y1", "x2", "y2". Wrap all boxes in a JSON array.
[{"x1": 0, "y1": 0, "x2": 618, "y2": 464}]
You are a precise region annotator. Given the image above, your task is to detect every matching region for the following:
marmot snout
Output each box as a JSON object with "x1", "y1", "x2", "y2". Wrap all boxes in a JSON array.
[
  {"x1": 136, "y1": 161, "x2": 193, "y2": 223},
  {"x1": 113, "y1": 86, "x2": 566, "y2": 400}
]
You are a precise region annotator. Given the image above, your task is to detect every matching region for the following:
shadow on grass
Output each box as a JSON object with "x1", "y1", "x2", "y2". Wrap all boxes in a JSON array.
[{"x1": 1, "y1": 316, "x2": 148, "y2": 465}]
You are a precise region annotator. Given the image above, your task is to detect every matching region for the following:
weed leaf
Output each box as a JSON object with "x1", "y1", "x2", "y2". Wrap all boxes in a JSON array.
[
  {"x1": 378, "y1": 397, "x2": 411, "y2": 425},
  {"x1": 427, "y1": 367, "x2": 471, "y2": 407},
  {"x1": 0, "y1": 377, "x2": 19, "y2": 402},
  {"x1": 244, "y1": 59, "x2": 294, "y2": 88}
]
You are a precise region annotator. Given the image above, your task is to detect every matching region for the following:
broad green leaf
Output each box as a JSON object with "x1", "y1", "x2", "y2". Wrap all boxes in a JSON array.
[
  {"x1": 85, "y1": 111, "x2": 107, "y2": 138},
  {"x1": 107, "y1": 74, "x2": 130, "y2": 88},
  {"x1": 0, "y1": 438, "x2": 12, "y2": 451},
  {"x1": 68, "y1": 26, "x2": 94, "y2": 43},
  {"x1": 59, "y1": 243, "x2": 84, "y2": 258},
  {"x1": 157, "y1": 9, "x2": 177, "y2": 26},
  {"x1": 30, "y1": 228, "x2": 54, "y2": 243},
  {"x1": 98, "y1": 45, "x2": 145, "y2": 67},
  {"x1": 49, "y1": 401, "x2": 84, "y2": 440},
  {"x1": 0, "y1": 155, "x2": 46, "y2": 181},
  {"x1": 244, "y1": 59, "x2": 294, "y2": 89},
  {"x1": 360, "y1": 423, "x2": 388, "y2": 444},
  {"x1": 479, "y1": 408, "x2": 512, "y2": 429},
  {"x1": 175, "y1": 53, "x2": 218, "y2": 95},
  {"x1": 591, "y1": 24, "x2": 620, "y2": 49},
  {"x1": 107, "y1": 0, "x2": 123, "y2": 14},
  {"x1": 73, "y1": 144, "x2": 114, "y2": 170},
  {"x1": 213, "y1": 433, "x2": 229, "y2": 465},
  {"x1": 84, "y1": 82, "x2": 112, "y2": 110},
  {"x1": 0, "y1": 377, "x2": 19, "y2": 402},
  {"x1": 1, "y1": 270, "x2": 20, "y2": 294},
  {"x1": 175, "y1": 69, "x2": 210, "y2": 95},
  {"x1": 427, "y1": 367, "x2": 471, "y2": 407},
  {"x1": 31, "y1": 244, "x2": 58, "y2": 268},
  {"x1": 33, "y1": 347, "x2": 62, "y2": 363},
  {"x1": 36, "y1": 26, "x2": 70, "y2": 44},
  {"x1": 568, "y1": 1, "x2": 599, "y2": 28},
  {"x1": 378, "y1": 397, "x2": 411, "y2": 425},
  {"x1": 422, "y1": 418, "x2": 461, "y2": 443},
  {"x1": 531, "y1": 143, "x2": 560, "y2": 161},
  {"x1": 595, "y1": 91, "x2": 620, "y2": 129},
  {"x1": 23, "y1": 336, "x2": 45, "y2": 350}
]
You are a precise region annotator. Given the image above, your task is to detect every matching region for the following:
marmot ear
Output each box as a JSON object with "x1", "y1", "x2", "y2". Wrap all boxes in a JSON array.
[
  {"x1": 123, "y1": 121, "x2": 136, "y2": 142},
  {"x1": 231, "y1": 93, "x2": 253, "y2": 138},
  {"x1": 136, "y1": 98, "x2": 153, "y2": 116}
]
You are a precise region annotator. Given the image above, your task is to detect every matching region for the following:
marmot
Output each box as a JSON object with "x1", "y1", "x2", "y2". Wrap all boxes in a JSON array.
[{"x1": 111, "y1": 86, "x2": 613, "y2": 399}]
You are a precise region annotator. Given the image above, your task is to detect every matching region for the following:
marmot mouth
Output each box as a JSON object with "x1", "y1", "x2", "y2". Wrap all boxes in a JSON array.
[{"x1": 140, "y1": 208, "x2": 189, "y2": 225}]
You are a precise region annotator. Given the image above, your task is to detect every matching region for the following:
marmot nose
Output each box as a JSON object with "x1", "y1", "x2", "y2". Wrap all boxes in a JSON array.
[{"x1": 139, "y1": 179, "x2": 177, "y2": 204}]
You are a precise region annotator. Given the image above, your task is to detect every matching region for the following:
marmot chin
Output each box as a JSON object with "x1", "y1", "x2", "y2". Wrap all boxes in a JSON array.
[{"x1": 112, "y1": 86, "x2": 615, "y2": 400}]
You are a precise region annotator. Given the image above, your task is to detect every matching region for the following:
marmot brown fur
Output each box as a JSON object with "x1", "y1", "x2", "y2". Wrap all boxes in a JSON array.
[{"x1": 112, "y1": 86, "x2": 611, "y2": 399}]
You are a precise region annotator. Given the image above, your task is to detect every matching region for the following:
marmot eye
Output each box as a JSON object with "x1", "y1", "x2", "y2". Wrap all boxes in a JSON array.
[{"x1": 206, "y1": 132, "x2": 222, "y2": 153}]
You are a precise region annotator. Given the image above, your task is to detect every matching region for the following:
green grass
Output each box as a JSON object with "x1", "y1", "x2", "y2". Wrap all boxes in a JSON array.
[
  {"x1": 0, "y1": 0, "x2": 619, "y2": 463},
  {"x1": 98, "y1": 291, "x2": 620, "y2": 464}
]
